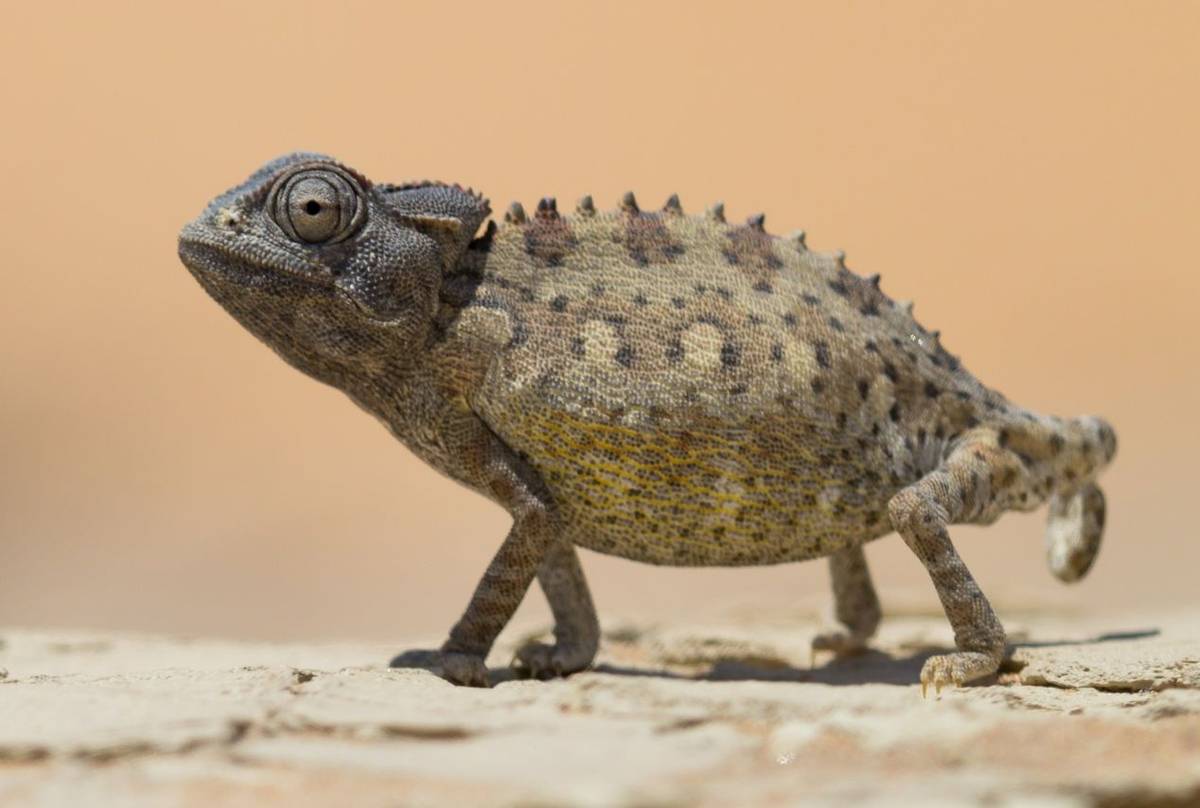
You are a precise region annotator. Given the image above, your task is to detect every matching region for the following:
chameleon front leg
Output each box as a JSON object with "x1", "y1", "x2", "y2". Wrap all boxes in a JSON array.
[
  {"x1": 391, "y1": 426, "x2": 558, "y2": 687},
  {"x1": 811, "y1": 544, "x2": 881, "y2": 664},
  {"x1": 437, "y1": 445, "x2": 556, "y2": 687},
  {"x1": 513, "y1": 539, "x2": 601, "y2": 679},
  {"x1": 888, "y1": 436, "x2": 1016, "y2": 695}
]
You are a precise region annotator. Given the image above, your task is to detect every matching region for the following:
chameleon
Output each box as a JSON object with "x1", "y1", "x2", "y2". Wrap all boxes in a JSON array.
[{"x1": 178, "y1": 153, "x2": 1116, "y2": 693}]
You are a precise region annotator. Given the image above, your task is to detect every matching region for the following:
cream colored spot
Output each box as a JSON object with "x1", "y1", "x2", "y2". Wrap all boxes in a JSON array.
[
  {"x1": 680, "y1": 322, "x2": 724, "y2": 370},
  {"x1": 581, "y1": 319, "x2": 620, "y2": 361},
  {"x1": 818, "y1": 485, "x2": 843, "y2": 513},
  {"x1": 216, "y1": 206, "x2": 244, "y2": 229},
  {"x1": 711, "y1": 456, "x2": 748, "y2": 499},
  {"x1": 463, "y1": 306, "x2": 514, "y2": 346}
]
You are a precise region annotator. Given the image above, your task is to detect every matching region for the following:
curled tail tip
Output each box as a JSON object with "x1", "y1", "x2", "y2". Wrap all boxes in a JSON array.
[{"x1": 1045, "y1": 481, "x2": 1106, "y2": 583}]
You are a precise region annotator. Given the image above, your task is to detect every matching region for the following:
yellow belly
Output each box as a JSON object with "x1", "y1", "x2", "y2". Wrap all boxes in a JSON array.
[{"x1": 484, "y1": 405, "x2": 893, "y2": 566}]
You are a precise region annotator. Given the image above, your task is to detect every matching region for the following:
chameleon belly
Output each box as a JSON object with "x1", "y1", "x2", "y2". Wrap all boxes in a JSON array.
[{"x1": 474, "y1": 395, "x2": 896, "y2": 566}]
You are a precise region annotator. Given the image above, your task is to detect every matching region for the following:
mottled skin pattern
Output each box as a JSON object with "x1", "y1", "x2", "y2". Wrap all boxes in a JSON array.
[{"x1": 179, "y1": 154, "x2": 1117, "y2": 693}]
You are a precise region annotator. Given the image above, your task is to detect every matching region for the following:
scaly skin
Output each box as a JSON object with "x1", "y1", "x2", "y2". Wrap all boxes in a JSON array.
[{"x1": 178, "y1": 153, "x2": 1116, "y2": 692}]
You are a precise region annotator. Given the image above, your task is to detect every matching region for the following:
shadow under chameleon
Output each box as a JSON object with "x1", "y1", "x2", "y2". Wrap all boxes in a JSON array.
[{"x1": 391, "y1": 628, "x2": 1159, "y2": 687}]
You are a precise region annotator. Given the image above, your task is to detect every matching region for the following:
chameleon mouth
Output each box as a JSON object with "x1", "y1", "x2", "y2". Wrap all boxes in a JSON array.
[{"x1": 177, "y1": 230, "x2": 331, "y2": 292}]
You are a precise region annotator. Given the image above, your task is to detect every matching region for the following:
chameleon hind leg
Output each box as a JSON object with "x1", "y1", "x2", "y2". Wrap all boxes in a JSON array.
[
  {"x1": 810, "y1": 544, "x2": 881, "y2": 664},
  {"x1": 888, "y1": 434, "x2": 1020, "y2": 695},
  {"x1": 513, "y1": 539, "x2": 601, "y2": 679}
]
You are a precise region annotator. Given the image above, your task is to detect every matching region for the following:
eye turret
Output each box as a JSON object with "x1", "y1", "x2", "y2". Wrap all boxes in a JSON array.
[{"x1": 268, "y1": 164, "x2": 365, "y2": 244}]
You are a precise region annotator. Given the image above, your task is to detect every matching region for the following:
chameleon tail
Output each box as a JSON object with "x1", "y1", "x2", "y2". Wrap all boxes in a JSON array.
[
  {"x1": 1045, "y1": 481, "x2": 1106, "y2": 582},
  {"x1": 1044, "y1": 415, "x2": 1115, "y2": 583}
]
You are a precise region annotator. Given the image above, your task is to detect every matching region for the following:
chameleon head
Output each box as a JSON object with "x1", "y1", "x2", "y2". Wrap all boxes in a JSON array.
[
  {"x1": 1044, "y1": 416, "x2": 1116, "y2": 583},
  {"x1": 177, "y1": 153, "x2": 483, "y2": 377}
]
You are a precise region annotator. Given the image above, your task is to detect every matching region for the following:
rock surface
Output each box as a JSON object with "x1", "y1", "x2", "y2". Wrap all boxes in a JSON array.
[{"x1": 1, "y1": 611, "x2": 1198, "y2": 807}]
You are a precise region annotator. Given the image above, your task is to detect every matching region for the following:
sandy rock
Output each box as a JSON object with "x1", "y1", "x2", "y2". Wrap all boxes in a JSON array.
[{"x1": 1, "y1": 612, "x2": 1198, "y2": 807}]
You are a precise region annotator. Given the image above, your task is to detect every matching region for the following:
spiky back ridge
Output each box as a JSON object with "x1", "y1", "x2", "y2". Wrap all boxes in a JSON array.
[{"x1": 448, "y1": 189, "x2": 1011, "y2": 436}]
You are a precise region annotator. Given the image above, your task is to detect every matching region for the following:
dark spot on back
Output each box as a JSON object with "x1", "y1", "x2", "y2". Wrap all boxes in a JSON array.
[
  {"x1": 813, "y1": 341, "x2": 831, "y2": 368},
  {"x1": 802, "y1": 293, "x2": 821, "y2": 306},
  {"x1": 811, "y1": 377, "x2": 825, "y2": 394},
  {"x1": 770, "y1": 343, "x2": 784, "y2": 362},
  {"x1": 829, "y1": 317, "x2": 844, "y2": 332},
  {"x1": 623, "y1": 212, "x2": 684, "y2": 266},
  {"x1": 723, "y1": 224, "x2": 783, "y2": 274},
  {"x1": 665, "y1": 337, "x2": 683, "y2": 363},
  {"x1": 549, "y1": 295, "x2": 569, "y2": 313},
  {"x1": 523, "y1": 216, "x2": 576, "y2": 266},
  {"x1": 924, "y1": 381, "x2": 940, "y2": 398},
  {"x1": 720, "y1": 341, "x2": 741, "y2": 368},
  {"x1": 857, "y1": 378, "x2": 870, "y2": 400},
  {"x1": 889, "y1": 401, "x2": 902, "y2": 422},
  {"x1": 883, "y1": 361, "x2": 899, "y2": 383}
]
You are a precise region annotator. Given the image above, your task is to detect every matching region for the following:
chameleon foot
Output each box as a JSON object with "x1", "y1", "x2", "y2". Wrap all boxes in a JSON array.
[
  {"x1": 389, "y1": 648, "x2": 490, "y2": 687},
  {"x1": 919, "y1": 651, "x2": 1001, "y2": 697},
  {"x1": 441, "y1": 651, "x2": 491, "y2": 687},
  {"x1": 512, "y1": 640, "x2": 594, "y2": 680},
  {"x1": 809, "y1": 630, "x2": 870, "y2": 667}
]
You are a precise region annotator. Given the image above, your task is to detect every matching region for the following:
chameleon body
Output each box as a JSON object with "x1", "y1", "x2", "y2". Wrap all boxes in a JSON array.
[{"x1": 178, "y1": 154, "x2": 1116, "y2": 692}]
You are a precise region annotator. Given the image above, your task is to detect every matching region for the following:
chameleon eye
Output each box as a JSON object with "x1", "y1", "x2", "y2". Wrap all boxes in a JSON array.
[{"x1": 268, "y1": 165, "x2": 365, "y2": 244}]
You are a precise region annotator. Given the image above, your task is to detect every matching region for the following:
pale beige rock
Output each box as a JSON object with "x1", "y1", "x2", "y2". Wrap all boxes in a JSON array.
[{"x1": 1, "y1": 612, "x2": 1198, "y2": 807}]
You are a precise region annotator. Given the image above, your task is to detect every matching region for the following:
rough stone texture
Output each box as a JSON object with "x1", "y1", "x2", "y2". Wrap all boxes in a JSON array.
[{"x1": 2, "y1": 612, "x2": 1198, "y2": 807}]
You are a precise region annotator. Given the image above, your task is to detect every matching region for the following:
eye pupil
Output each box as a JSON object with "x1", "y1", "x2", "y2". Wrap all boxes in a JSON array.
[{"x1": 304, "y1": 200, "x2": 321, "y2": 215}]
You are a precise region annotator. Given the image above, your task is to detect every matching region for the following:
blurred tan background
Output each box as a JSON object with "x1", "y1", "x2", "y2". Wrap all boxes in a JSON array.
[{"x1": 1, "y1": 1, "x2": 1196, "y2": 642}]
